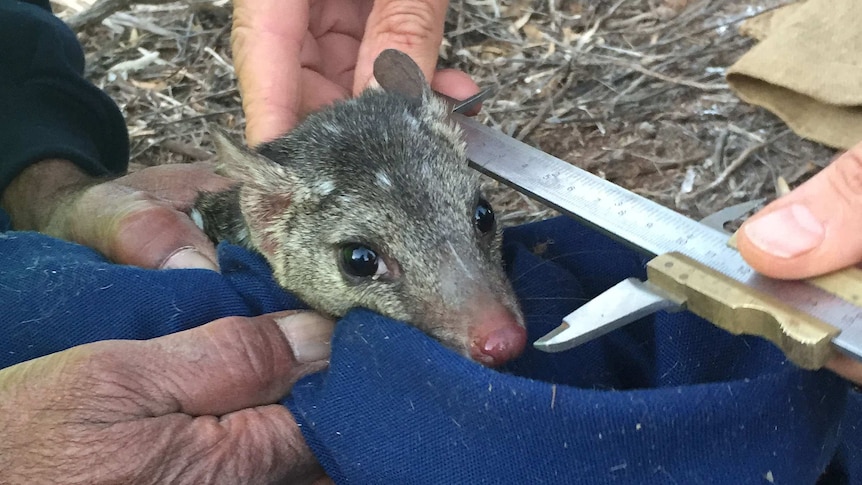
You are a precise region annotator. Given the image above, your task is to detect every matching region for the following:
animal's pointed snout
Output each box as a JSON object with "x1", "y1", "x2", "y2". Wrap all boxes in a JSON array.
[{"x1": 469, "y1": 304, "x2": 526, "y2": 366}]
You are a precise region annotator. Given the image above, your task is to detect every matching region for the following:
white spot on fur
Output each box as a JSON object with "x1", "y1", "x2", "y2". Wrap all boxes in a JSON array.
[
  {"x1": 189, "y1": 208, "x2": 204, "y2": 230},
  {"x1": 320, "y1": 120, "x2": 343, "y2": 136},
  {"x1": 376, "y1": 172, "x2": 392, "y2": 188},
  {"x1": 403, "y1": 110, "x2": 421, "y2": 130},
  {"x1": 420, "y1": 162, "x2": 432, "y2": 178},
  {"x1": 314, "y1": 180, "x2": 335, "y2": 196}
]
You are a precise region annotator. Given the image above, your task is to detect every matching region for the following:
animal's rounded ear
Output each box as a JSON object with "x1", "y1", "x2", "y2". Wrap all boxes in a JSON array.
[
  {"x1": 211, "y1": 128, "x2": 292, "y2": 189},
  {"x1": 211, "y1": 129, "x2": 295, "y2": 259},
  {"x1": 373, "y1": 49, "x2": 427, "y2": 100}
]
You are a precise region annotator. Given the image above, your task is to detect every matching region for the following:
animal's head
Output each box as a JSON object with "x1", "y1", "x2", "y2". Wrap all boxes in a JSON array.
[{"x1": 213, "y1": 50, "x2": 525, "y2": 366}]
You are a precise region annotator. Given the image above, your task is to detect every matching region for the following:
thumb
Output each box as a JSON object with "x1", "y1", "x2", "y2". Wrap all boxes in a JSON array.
[
  {"x1": 353, "y1": 0, "x2": 449, "y2": 94},
  {"x1": 737, "y1": 143, "x2": 862, "y2": 279},
  {"x1": 150, "y1": 312, "x2": 335, "y2": 484},
  {"x1": 68, "y1": 181, "x2": 221, "y2": 271},
  {"x1": 133, "y1": 311, "x2": 334, "y2": 416},
  {"x1": 84, "y1": 310, "x2": 333, "y2": 484}
]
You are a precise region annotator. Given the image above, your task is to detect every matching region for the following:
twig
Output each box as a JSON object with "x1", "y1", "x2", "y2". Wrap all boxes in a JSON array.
[
  {"x1": 652, "y1": 2, "x2": 792, "y2": 47},
  {"x1": 516, "y1": 68, "x2": 576, "y2": 141},
  {"x1": 631, "y1": 152, "x2": 709, "y2": 169},
  {"x1": 687, "y1": 130, "x2": 791, "y2": 199},
  {"x1": 705, "y1": 128, "x2": 730, "y2": 170},
  {"x1": 162, "y1": 140, "x2": 213, "y2": 160},
  {"x1": 68, "y1": 0, "x2": 180, "y2": 31},
  {"x1": 608, "y1": 58, "x2": 727, "y2": 92},
  {"x1": 152, "y1": 107, "x2": 242, "y2": 125},
  {"x1": 104, "y1": 11, "x2": 178, "y2": 37}
]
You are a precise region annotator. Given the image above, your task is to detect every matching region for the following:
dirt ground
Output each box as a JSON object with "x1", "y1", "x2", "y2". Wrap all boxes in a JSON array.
[{"x1": 53, "y1": 0, "x2": 835, "y2": 227}]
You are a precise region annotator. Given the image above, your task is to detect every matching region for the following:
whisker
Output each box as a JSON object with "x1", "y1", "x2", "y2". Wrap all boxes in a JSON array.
[
  {"x1": 511, "y1": 278, "x2": 569, "y2": 291},
  {"x1": 518, "y1": 296, "x2": 589, "y2": 302},
  {"x1": 509, "y1": 249, "x2": 633, "y2": 283}
]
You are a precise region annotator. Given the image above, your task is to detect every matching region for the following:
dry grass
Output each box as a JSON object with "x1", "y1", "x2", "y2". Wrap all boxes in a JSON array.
[{"x1": 53, "y1": 0, "x2": 835, "y2": 227}]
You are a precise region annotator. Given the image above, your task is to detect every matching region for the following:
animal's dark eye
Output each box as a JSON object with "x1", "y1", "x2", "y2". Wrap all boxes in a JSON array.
[
  {"x1": 474, "y1": 199, "x2": 495, "y2": 234},
  {"x1": 340, "y1": 244, "x2": 388, "y2": 279}
]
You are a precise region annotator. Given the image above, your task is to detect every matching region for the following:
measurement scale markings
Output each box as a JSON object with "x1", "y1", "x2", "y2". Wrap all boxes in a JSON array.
[{"x1": 457, "y1": 115, "x2": 862, "y2": 360}]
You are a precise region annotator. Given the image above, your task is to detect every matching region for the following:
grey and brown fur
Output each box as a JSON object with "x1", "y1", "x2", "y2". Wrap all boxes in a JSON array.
[{"x1": 194, "y1": 50, "x2": 524, "y2": 364}]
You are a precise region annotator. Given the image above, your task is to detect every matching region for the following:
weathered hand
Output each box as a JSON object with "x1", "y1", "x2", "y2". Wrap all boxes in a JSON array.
[
  {"x1": 231, "y1": 0, "x2": 479, "y2": 146},
  {"x1": 737, "y1": 142, "x2": 862, "y2": 384},
  {"x1": 0, "y1": 310, "x2": 335, "y2": 485},
  {"x1": 1, "y1": 159, "x2": 234, "y2": 271}
]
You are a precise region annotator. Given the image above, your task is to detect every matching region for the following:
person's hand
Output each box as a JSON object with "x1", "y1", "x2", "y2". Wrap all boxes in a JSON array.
[
  {"x1": 737, "y1": 142, "x2": 862, "y2": 385},
  {"x1": 1, "y1": 159, "x2": 234, "y2": 271},
  {"x1": 0, "y1": 310, "x2": 336, "y2": 484},
  {"x1": 231, "y1": 0, "x2": 480, "y2": 146}
]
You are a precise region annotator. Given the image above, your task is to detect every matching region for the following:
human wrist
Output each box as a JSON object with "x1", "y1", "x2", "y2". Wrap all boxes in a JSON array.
[{"x1": 0, "y1": 159, "x2": 94, "y2": 233}]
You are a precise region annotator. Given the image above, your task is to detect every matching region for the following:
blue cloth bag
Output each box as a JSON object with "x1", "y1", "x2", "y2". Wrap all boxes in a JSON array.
[{"x1": 0, "y1": 211, "x2": 858, "y2": 483}]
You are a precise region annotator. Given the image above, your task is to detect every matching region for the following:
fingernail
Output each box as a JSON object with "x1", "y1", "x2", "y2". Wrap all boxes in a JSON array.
[
  {"x1": 743, "y1": 204, "x2": 825, "y2": 258},
  {"x1": 276, "y1": 312, "x2": 334, "y2": 363},
  {"x1": 162, "y1": 247, "x2": 219, "y2": 271}
]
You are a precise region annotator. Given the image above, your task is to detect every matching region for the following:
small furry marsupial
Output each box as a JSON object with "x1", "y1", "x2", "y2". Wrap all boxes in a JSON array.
[{"x1": 194, "y1": 49, "x2": 525, "y2": 366}]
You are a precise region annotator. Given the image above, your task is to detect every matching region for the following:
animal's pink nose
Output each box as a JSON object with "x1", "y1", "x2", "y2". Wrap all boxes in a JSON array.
[{"x1": 470, "y1": 309, "x2": 527, "y2": 366}]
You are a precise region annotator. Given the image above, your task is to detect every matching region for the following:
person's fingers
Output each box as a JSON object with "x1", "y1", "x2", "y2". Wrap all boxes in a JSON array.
[
  {"x1": 298, "y1": 69, "x2": 351, "y2": 121},
  {"x1": 311, "y1": 0, "x2": 369, "y2": 91},
  {"x1": 737, "y1": 142, "x2": 862, "y2": 279},
  {"x1": 353, "y1": 0, "x2": 450, "y2": 94},
  {"x1": 70, "y1": 185, "x2": 220, "y2": 270},
  {"x1": 0, "y1": 312, "x2": 334, "y2": 484},
  {"x1": 430, "y1": 68, "x2": 481, "y2": 113},
  {"x1": 114, "y1": 162, "x2": 233, "y2": 210},
  {"x1": 232, "y1": 0, "x2": 310, "y2": 145},
  {"x1": 100, "y1": 164, "x2": 232, "y2": 270},
  {"x1": 172, "y1": 403, "x2": 329, "y2": 484},
  {"x1": 95, "y1": 311, "x2": 334, "y2": 417},
  {"x1": 430, "y1": 68, "x2": 479, "y2": 99}
]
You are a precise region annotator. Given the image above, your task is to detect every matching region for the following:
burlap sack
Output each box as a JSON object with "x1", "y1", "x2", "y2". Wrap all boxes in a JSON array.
[{"x1": 727, "y1": 0, "x2": 862, "y2": 149}]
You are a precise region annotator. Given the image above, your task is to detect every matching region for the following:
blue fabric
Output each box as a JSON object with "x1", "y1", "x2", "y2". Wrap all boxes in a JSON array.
[{"x1": 0, "y1": 210, "x2": 858, "y2": 484}]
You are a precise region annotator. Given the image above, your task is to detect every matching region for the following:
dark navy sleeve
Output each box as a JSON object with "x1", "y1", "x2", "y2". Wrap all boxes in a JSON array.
[{"x1": 0, "y1": 0, "x2": 129, "y2": 195}]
